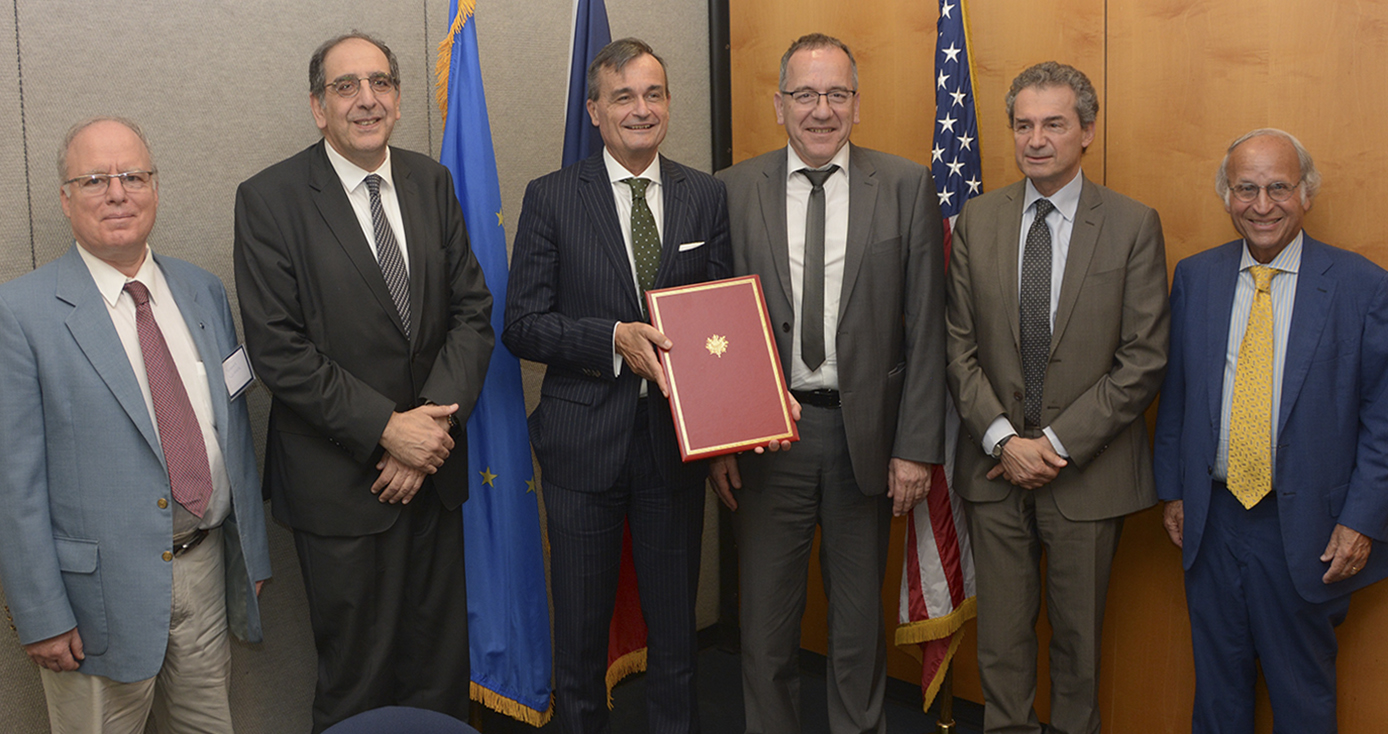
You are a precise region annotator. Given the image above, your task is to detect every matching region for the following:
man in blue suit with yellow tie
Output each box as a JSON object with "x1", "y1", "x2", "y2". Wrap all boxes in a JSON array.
[
  {"x1": 1155, "y1": 128, "x2": 1388, "y2": 732},
  {"x1": 0, "y1": 118, "x2": 271, "y2": 733},
  {"x1": 504, "y1": 38, "x2": 730, "y2": 734}
]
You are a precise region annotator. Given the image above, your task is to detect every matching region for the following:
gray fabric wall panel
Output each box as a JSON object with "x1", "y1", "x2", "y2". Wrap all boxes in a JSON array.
[
  {"x1": 1, "y1": 1, "x2": 715, "y2": 729},
  {"x1": 0, "y1": 3, "x2": 32, "y2": 284}
]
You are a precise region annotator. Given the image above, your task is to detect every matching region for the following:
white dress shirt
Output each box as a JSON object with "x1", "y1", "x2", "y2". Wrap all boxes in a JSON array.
[
  {"x1": 77, "y1": 244, "x2": 232, "y2": 533},
  {"x1": 605, "y1": 148, "x2": 665, "y2": 392},
  {"x1": 1213, "y1": 232, "x2": 1302, "y2": 482},
  {"x1": 324, "y1": 141, "x2": 410, "y2": 274},
  {"x1": 982, "y1": 171, "x2": 1086, "y2": 458},
  {"x1": 785, "y1": 143, "x2": 851, "y2": 391}
]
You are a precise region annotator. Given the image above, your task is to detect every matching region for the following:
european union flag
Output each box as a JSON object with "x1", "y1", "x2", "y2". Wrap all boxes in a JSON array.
[{"x1": 436, "y1": 0, "x2": 552, "y2": 723}]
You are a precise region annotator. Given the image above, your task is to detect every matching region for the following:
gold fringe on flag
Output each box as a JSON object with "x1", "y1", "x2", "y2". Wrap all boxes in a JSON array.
[
  {"x1": 894, "y1": 595, "x2": 976, "y2": 647},
  {"x1": 894, "y1": 596, "x2": 977, "y2": 710},
  {"x1": 470, "y1": 680, "x2": 554, "y2": 727},
  {"x1": 604, "y1": 647, "x2": 648, "y2": 709},
  {"x1": 433, "y1": 0, "x2": 477, "y2": 126}
]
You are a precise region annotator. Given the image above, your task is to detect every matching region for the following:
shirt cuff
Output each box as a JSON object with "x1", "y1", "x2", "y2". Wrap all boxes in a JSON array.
[
  {"x1": 612, "y1": 322, "x2": 623, "y2": 377},
  {"x1": 1042, "y1": 427, "x2": 1070, "y2": 458},
  {"x1": 982, "y1": 416, "x2": 1017, "y2": 455}
]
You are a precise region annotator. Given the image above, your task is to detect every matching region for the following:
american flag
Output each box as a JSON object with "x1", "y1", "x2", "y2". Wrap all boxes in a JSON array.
[{"x1": 895, "y1": 0, "x2": 980, "y2": 712}]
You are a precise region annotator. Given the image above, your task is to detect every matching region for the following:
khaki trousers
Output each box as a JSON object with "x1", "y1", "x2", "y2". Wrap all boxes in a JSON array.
[{"x1": 40, "y1": 528, "x2": 233, "y2": 734}]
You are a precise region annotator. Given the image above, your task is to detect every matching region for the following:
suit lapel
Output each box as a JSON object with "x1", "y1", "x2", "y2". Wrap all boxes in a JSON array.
[
  {"x1": 578, "y1": 154, "x2": 642, "y2": 314},
  {"x1": 56, "y1": 246, "x2": 162, "y2": 459},
  {"x1": 1278, "y1": 238, "x2": 1334, "y2": 431},
  {"x1": 309, "y1": 141, "x2": 410, "y2": 340},
  {"x1": 1204, "y1": 243, "x2": 1242, "y2": 425},
  {"x1": 757, "y1": 153, "x2": 794, "y2": 310},
  {"x1": 158, "y1": 254, "x2": 231, "y2": 452},
  {"x1": 393, "y1": 154, "x2": 426, "y2": 345},
  {"x1": 1050, "y1": 177, "x2": 1101, "y2": 353},
  {"x1": 839, "y1": 145, "x2": 877, "y2": 322},
  {"x1": 996, "y1": 182, "x2": 1025, "y2": 351},
  {"x1": 657, "y1": 156, "x2": 687, "y2": 289}
]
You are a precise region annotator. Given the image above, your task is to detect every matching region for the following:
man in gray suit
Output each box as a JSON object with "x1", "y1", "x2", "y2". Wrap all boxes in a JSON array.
[
  {"x1": 711, "y1": 33, "x2": 946, "y2": 734},
  {"x1": 0, "y1": 118, "x2": 271, "y2": 733},
  {"x1": 946, "y1": 62, "x2": 1169, "y2": 734}
]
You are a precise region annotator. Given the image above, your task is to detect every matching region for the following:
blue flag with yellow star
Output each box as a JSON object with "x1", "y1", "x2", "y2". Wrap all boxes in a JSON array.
[{"x1": 436, "y1": 0, "x2": 552, "y2": 724}]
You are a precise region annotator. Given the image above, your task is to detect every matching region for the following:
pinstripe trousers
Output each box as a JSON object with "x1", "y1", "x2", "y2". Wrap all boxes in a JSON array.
[{"x1": 542, "y1": 399, "x2": 705, "y2": 734}]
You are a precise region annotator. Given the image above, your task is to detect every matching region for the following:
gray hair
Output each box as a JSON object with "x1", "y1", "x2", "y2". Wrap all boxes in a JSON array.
[
  {"x1": 58, "y1": 117, "x2": 155, "y2": 180},
  {"x1": 1005, "y1": 61, "x2": 1099, "y2": 128},
  {"x1": 1215, "y1": 128, "x2": 1321, "y2": 206},
  {"x1": 779, "y1": 33, "x2": 858, "y2": 92},
  {"x1": 309, "y1": 32, "x2": 400, "y2": 100},
  {"x1": 586, "y1": 38, "x2": 667, "y2": 102}
]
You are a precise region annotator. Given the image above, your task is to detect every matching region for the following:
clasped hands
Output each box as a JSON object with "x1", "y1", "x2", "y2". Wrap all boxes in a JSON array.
[
  {"x1": 373, "y1": 403, "x2": 459, "y2": 504},
  {"x1": 987, "y1": 435, "x2": 1067, "y2": 490}
]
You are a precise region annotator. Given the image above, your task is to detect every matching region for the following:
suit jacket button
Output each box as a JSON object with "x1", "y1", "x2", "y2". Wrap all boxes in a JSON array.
[
  {"x1": 1013, "y1": 391, "x2": 1023, "y2": 401},
  {"x1": 781, "y1": 322, "x2": 791, "y2": 333},
  {"x1": 162, "y1": 551, "x2": 173, "y2": 562},
  {"x1": 157, "y1": 498, "x2": 168, "y2": 510}
]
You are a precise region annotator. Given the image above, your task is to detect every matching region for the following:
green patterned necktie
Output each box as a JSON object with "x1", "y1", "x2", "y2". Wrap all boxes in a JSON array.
[{"x1": 624, "y1": 178, "x2": 660, "y2": 311}]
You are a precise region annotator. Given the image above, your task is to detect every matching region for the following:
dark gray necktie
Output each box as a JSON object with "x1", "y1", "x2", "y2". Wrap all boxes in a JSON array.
[
  {"x1": 1020, "y1": 198, "x2": 1055, "y2": 427},
  {"x1": 365, "y1": 174, "x2": 411, "y2": 339},
  {"x1": 799, "y1": 165, "x2": 838, "y2": 371}
]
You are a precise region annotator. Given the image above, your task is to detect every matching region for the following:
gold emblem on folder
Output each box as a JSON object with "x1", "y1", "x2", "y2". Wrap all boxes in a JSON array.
[{"x1": 706, "y1": 334, "x2": 729, "y2": 357}]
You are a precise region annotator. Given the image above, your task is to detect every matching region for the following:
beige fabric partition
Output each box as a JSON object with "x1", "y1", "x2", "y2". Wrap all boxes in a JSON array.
[
  {"x1": 0, "y1": 1, "x2": 713, "y2": 730},
  {"x1": 730, "y1": 1, "x2": 1388, "y2": 732}
]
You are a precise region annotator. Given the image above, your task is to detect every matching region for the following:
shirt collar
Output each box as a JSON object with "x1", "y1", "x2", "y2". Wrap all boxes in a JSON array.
[
  {"x1": 786, "y1": 143, "x2": 851, "y2": 182},
  {"x1": 1240, "y1": 231, "x2": 1304, "y2": 275},
  {"x1": 603, "y1": 148, "x2": 662, "y2": 187},
  {"x1": 76, "y1": 242, "x2": 162, "y2": 308},
  {"x1": 1023, "y1": 169, "x2": 1084, "y2": 221},
  {"x1": 323, "y1": 139, "x2": 394, "y2": 193}
]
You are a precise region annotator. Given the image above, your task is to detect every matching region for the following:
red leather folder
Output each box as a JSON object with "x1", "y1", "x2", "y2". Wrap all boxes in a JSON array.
[{"x1": 646, "y1": 275, "x2": 798, "y2": 461}]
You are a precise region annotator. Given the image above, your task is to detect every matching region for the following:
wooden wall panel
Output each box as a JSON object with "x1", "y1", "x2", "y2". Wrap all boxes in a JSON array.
[
  {"x1": 728, "y1": 0, "x2": 936, "y2": 166},
  {"x1": 728, "y1": 0, "x2": 1104, "y2": 724},
  {"x1": 729, "y1": 1, "x2": 1388, "y2": 732},
  {"x1": 1106, "y1": 3, "x2": 1388, "y2": 732}
]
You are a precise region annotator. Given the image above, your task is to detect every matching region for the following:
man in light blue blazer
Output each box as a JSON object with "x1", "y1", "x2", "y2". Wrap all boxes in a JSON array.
[
  {"x1": 1155, "y1": 129, "x2": 1388, "y2": 732},
  {"x1": 0, "y1": 118, "x2": 271, "y2": 733}
]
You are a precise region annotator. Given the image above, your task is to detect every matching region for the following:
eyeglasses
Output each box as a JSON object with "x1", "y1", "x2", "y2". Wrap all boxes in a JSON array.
[
  {"x1": 1230, "y1": 181, "x2": 1300, "y2": 203},
  {"x1": 62, "y1": 170, "x2": 157, "y2": 196},
  {"x1": 781, "y1": 88, "x2": 857, "y2": 108},
  {"x1": 326, "y1": 74, "x2": 398, "y2": 98}
]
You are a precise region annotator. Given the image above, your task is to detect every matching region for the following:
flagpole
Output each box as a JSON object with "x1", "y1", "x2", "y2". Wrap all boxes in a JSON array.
[{"x1": 935, "y1": 665, "x2": 955, "y2": 733}]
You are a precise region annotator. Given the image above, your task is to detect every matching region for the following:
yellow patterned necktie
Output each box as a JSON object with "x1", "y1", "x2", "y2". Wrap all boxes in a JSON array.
[{"x1": 1228, "y1": 265, "x2": 1278, "y2": 508}]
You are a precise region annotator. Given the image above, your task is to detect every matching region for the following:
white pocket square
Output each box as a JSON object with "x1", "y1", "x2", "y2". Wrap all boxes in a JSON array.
[{"x1": 677, "y1": 241, "x2": 705, "y2": 252}]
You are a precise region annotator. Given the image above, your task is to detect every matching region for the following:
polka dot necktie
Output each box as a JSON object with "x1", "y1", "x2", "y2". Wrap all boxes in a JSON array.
[
  {"x1": 124, "y1": 280, "x2": 213, "y2": 517},
  {"x1": 1019, "y1": 198, "x2": 1054, "y2": 428},
  {"x1": 624, "y1": 177, "x2": 660, "y2": 315},
  {"x1": 1228, "y1": 265, "x2": 1278, "y2": 508},
  {"x1": 799, "y1": 165, "x2": 839, "y2": 372}
]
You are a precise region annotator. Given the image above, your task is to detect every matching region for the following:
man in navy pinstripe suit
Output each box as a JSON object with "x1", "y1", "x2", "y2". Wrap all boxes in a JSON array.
[{"x1": 503, "y1": 38, "x2": 731, "y2": 734}]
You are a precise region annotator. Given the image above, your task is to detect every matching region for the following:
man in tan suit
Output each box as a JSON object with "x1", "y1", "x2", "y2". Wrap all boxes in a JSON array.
[
  {"x1": 711, "y1": 33, "x2": 946, "y2": 734},
  {"x1": 946, "y1": 61, "x2": 1168, "y2": 734}
]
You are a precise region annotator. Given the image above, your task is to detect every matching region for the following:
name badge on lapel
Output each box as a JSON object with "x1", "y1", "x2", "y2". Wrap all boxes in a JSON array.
[{"x1": 222, "y1": 345, "x2": 255, "y2": 400}]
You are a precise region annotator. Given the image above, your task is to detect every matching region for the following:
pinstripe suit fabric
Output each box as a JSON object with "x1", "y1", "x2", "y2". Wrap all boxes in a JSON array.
[{"x1": 503, "y1": 152, "x2": 731, "y2": 734}]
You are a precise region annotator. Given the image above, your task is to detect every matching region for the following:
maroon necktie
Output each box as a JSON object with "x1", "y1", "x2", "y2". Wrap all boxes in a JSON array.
[{"x1": 124, "y1": 280, "x2": 213, "y2": 517}]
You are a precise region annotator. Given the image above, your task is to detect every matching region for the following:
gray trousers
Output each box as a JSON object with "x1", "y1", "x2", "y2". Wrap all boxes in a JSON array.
[
  {"x1": 733, "y1": 405, "x2": 891, "y2": 734},
  {"x1": 964, "y1": 485, "x2": 1123, "y2": 734}
]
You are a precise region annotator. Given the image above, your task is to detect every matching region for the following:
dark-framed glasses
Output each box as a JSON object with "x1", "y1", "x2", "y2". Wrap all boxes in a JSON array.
[
  {"x1": 62, "y1": 170, "x2": 157, "y2": 196},
  {"x1": 327, "y1": 74, "x2": 398, "y2": 98},
  {"x1": 782, "y1": 88, "x2": 857, "y2": 107},
  {"x1": 1231, "y1": 181, "x2": 1300, "y2": 203}
]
